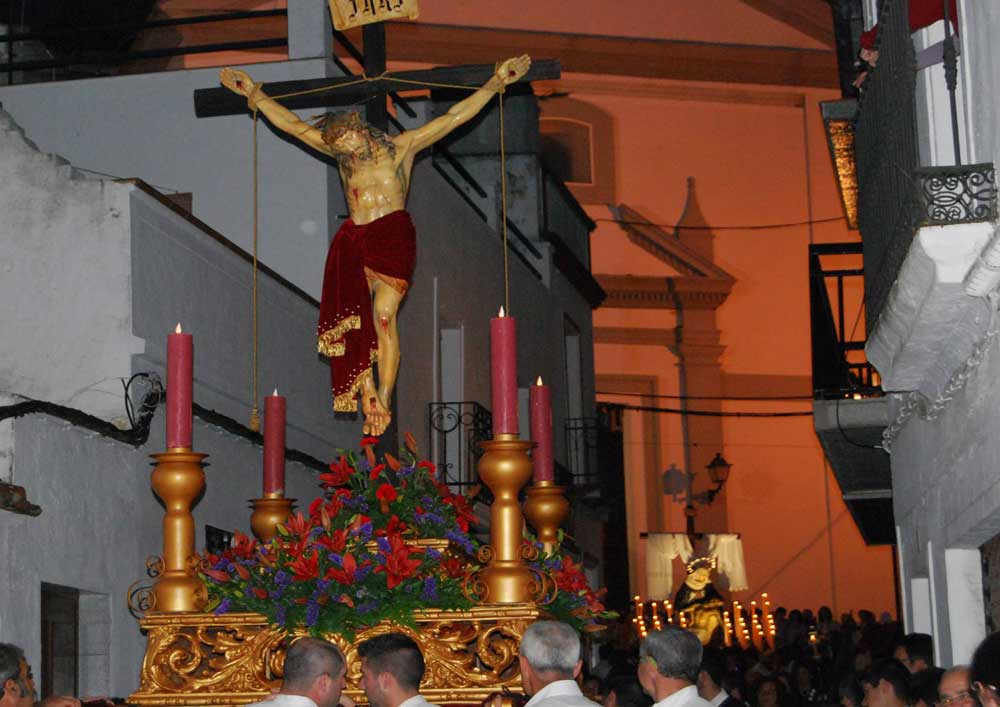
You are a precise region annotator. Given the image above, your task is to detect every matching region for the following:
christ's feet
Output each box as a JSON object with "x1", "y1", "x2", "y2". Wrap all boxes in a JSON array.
[{"x1": 362, "y1": 395, "x2": 391, "y2": 436}]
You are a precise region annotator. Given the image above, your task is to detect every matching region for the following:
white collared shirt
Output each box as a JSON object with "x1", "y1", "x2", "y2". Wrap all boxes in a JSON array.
[
  {"x1": 653, "y1": 685, "x2": 714, "y2": 707},
  {"x1": 398, "y1": 695, "x2": 441, "y2": 707},
  {"x1": 525, "y1": 679, "x2": 602, "y2": 707},
  {"x1": 248, "y1": 695, "x2": 319, "y2": 707},
  {"x1": 709, "y1": 690, "x2": 729, "y2": 707}
]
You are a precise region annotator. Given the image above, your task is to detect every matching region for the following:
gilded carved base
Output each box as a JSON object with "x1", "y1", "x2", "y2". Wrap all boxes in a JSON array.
[{"x1": 129, "y1": 605, "x2": 545, "y2": 707}]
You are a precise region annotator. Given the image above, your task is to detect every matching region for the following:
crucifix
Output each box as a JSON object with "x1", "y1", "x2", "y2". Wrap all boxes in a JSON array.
[{"x1": 194, "y1": 24, "x2": 559, "y2": 438}]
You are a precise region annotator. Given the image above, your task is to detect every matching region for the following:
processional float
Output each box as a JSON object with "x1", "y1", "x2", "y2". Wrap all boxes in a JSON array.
[{"x1": 126, "y1": 5, "x2": 578, "y2": 703}]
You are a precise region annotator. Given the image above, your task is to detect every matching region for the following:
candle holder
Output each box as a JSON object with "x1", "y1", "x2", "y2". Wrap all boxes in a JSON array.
[
  {"x1": 465, "y1": 434, "x2": 553, "y2": 604},
  {"x1": 250, "y1": 494, "x2": 296, "y2": 543},
  {"x1": 150, "y1": 448, "x2": 209, "y2": 613},
  {"x1": 523, "y1": 481, "x2": 569, "y2": 555}
]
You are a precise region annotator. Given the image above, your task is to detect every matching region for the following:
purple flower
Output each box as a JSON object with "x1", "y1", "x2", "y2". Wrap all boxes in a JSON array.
[
  {"x1": 306, "y1": 601, "x2": 320, "y2": 627},
  {"x1": 274, "y1": 570, "x2": 291, "y2": 586},
  {"x1": 355, "y1": 564, "x2": 373, "y2": 581},
  {"x1": 426, "y1": 548, "x2": 443, "y2": 560},
  {"x1": 419, "y1": 512, "x2": 446, "y2": 526},
  {"x1": 357, "y1": 522, "x2": 373, "y2": 541},
  {"x1": 357, "y1": 601, "x2": 378, "y2": 614},
  {"x1": 214, "y1": 598, "x2": 231, "y2": 616},
  {"x1": 398, "y1": 466, "x2": 414, "y2": 477},
  {"x1": 328, "y1": 553, "x2": 344, "y2": 566},
  {"x1": 275, "y1": 605, "x2": 287, "y2": 627},
  {"x1": 421, "y1": 576, "x2": 438, "y2": 601},
  {"x1": 445, "y1": 528, "x2": 474, "y2": 554},
  {"x1": 244, "y1": 585, "x2": 255, "y2": 598},
  {"x1": 317, "y1": 579, "x2": 332, "y2": 593},
  {"x1": 269, "y1": 589, "x2": 283, "y2": 600},
  {"x1": 213, "y1": 557, "x2": 230, "y2": 571},
  {"x1": 376, "y1": 537, "x2": 391, "y2": 553},
  {"x1": 421, "y1": 496, "x2": 435, "y2": 507}
]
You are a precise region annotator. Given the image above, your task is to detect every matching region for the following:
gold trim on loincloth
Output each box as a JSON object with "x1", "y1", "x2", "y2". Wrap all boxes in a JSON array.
[
  {"x1": 318, "y1": 314, "x2": 361, "y2": 357},
  {"x1": 332, "y1": 353, "x2": 376, "y2": 412}
]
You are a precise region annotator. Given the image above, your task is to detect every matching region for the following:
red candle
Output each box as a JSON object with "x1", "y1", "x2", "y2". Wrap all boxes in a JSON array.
[
  {"x1": 530, "y1": 376, "x2": 554, "y2": 483},
  {"x1": 263, "y1": 389, "x2": 286, "y2": 496},
  {"x1": 166, "y1": 323, "x2": 193, "y2": 449},
  {"x1": 490, "y1": 307, "x2": 518, "y2": 436}
]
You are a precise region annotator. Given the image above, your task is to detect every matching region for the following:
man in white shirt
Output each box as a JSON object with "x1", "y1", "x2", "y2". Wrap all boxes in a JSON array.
[
  {"x1": 252, "y1": 638, "x2": 347, "y2": 707},
  {"x1": 519, "y1": 621, "x2": 601, "y2": 707},
  {"x1": 636, "y1": 628, "x2": 712, "y2": 707},
  {"x1": 358, "y1": 634, "x2": 437, "y2": 707}
]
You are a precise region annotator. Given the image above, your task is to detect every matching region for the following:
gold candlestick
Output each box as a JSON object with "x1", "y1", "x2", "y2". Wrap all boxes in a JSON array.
[
  {"x1": 468, "y1": 434, "x2": 542, "y2": 604},
  {"x1": 150, "y1": 448, "x2": 208, "y2": 613},
  {"x1": 250, "y1": 494, "x2": 296, "y2": 543},
  {"x1": 523, "y1": 481, "x2": 569, "y2": 555}
]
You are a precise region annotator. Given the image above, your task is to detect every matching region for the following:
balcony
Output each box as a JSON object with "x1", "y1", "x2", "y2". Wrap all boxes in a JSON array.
[
  {"x1": 855, "y1": 0, "x2": 998, "y2": 335},
  {"x1": 427, "y1": 401, "x2": 492, "y2": 489},
  {"x1": 809, "y1": 243, "x2": 894, "y2": 545}
]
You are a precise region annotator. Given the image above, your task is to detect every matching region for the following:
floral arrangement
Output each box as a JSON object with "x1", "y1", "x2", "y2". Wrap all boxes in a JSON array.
[
  {"x1": 529, "y1": 534, "x2": 617, "y2": 633},
  {"x1": 202, "y1": 436, "x2": 476, "y2": 637},
  {"x1": 202, "y1": 436, "x2": 615, "y2": 636}
]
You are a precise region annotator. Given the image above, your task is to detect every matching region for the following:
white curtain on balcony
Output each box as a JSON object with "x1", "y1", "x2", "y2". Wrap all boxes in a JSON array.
[
  {"x1": 646, "y1": 533, "x2": 693, "y2": 599},
  {"x1": 706, "y1": 533, "x2": 748, "y2": 592}
]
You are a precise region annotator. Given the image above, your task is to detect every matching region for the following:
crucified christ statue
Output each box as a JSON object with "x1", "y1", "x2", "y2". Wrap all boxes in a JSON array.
[{"x1": 220, "y1": 55, "x2": 531, "y2": 436}]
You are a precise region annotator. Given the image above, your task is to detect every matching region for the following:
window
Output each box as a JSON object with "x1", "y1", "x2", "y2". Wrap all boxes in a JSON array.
[{"x1": 539, "y1": 97, "x2": 616, "y2": 204}]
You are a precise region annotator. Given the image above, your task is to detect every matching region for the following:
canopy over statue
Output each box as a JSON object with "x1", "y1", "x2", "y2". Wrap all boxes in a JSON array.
[{"x1": 220, "y1": 56, "x2": 530, "y2": 436}]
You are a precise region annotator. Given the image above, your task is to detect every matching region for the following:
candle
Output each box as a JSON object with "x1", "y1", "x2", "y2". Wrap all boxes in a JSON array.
[
  {"x1": 530, "y1": 376, "x2": 553, "y2": 482},
  {"x1": 166, "y1": 323, "x2": 193, "y2": 449},
  {"x1": 263, "y1": 389, "x2": 286, "y2": 496},
  {"x1": 490, "y1": 307, "x2": 518, "y2": 436}
]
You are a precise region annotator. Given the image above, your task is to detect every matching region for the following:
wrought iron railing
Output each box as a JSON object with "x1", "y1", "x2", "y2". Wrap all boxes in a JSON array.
[
  {"x1": 855, "y1": 0, "x2": 919, "y2": 335},
  {"x1": 561, "y1": 405, "x2": 625, "y2": 498},
  {"x1": 564, "y1": 416, "x2": 600, "y2": 489},
  {"x1": 428, "y1": 401, "x2": 492, "y2": 489},
  {"x1": 855, "y1": 0, "x2": 999, "y2": 333},
  {"x1": 810, "y1": 242, "x2": 880, "y2": 398},
  {"x1": 915, "y1": 163, "x2": 998, "y2": 225}
]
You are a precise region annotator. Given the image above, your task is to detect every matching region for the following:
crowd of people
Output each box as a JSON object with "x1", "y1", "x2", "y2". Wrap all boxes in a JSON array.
[
  {"x1": 581, "y1": 610, "x2": 1000, "y2": 707},
  {"x1": 3, "y1": 613, "x2": 1000, "y2": 707}
]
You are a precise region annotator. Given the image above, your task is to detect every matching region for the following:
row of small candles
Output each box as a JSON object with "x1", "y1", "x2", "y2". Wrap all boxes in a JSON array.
[
  {"x1": 165, "y1": 305, "x2": 557, "y2": 495},
  {"x1": 631, "y1": 593, "x2": 778, "y2": 650}
]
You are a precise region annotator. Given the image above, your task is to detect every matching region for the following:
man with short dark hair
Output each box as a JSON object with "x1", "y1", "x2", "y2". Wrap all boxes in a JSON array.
[
  {"x1": 860, "y1": 660, "x2": 909, "y2": 707},
  {"x1": 251, "y1": 638, "x2": 346, "y2": 707},
  {"x1": 893, "y1": 634, "x2": 934, "y2": 674},
  {"x1": 357, "y1": 633, "x2": 434, "y2": 707},
  {"x1": 0, "y1": 643, "x2": 80, "y2": 707},
  {"x1": 696, "y1": 648, "x2": 740, "y2": 707},
  {"x1": 637, "y1": 628, "x2": 711, "y2": 707},
  {"x1": 518, "y1": 621, "x2": 600, "y2": 707}
]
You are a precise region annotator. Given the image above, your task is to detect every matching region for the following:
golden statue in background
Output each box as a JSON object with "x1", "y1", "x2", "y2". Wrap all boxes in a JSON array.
[{"x1": 220, "y1": 55, "x2": 531, "y2": 436}]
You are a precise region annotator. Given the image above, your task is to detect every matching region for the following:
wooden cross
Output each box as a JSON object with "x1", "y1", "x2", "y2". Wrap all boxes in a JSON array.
[{"x1": 193, "y1": 23, "x2": 560, "y2": 129}]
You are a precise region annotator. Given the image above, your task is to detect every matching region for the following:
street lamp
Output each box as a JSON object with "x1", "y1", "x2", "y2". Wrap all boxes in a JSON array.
[{"x1": 684, "y1": 452, "x2": 733, "y2": 534}]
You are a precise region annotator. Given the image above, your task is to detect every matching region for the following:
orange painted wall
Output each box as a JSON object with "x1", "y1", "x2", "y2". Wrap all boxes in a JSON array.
[{"x1": 582, "y1": 82, "x2": 894, "y2": 617}]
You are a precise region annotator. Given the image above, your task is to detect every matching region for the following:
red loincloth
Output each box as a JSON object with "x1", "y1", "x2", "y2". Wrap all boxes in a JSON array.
[{"x1": 316, "y1": 210, "x2": 416, "y2": 412}]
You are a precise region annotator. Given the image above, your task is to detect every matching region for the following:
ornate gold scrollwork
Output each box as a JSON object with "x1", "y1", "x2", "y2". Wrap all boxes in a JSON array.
[{"x1": 130, "y1": 605, "x2": 548, "y2": 707}]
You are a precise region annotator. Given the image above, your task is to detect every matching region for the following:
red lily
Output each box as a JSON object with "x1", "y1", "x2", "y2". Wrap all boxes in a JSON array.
[
  {"x1": 326, "y1": 552, "x2": 361, "y2": 585},
  {"x1": 320, "y1": 456, "x2": 355, "y2": 487},
  {"x1": 369, "y1": 463, "x2": 386, "y2": 481},
  {"x1": 203, "y1": 568, "x2": 230, "y2": 582},
  {"x1": 384, "y1": 452, "x2": 401, "y2": 471},
  {"x1": 315, "y1": 528, "x2": 348, "y2": 553},
  {"x1": 231, "y1": 532, "x2": 257, "y2": 559},
  {"x1": 375, "y1": 534, "x2": 423, "y2": 589},
  {"x1": 418, "y1": 460, "x2": 436, "y2": 478},
  {"x1": 375, "y1": 515, "x2": 408, "y2": 537},
  {"x1": 288, "y1": 551, "x2": 320, "y2": 581},
  {"x1": 281, "y1": 512, "x2": 314, "y2": 540}
]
